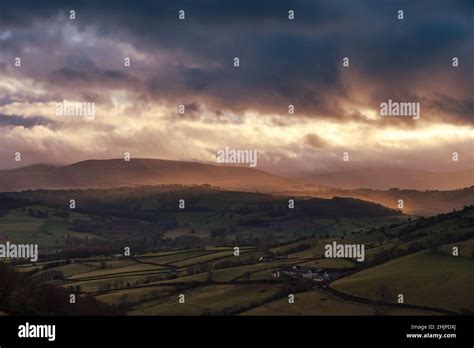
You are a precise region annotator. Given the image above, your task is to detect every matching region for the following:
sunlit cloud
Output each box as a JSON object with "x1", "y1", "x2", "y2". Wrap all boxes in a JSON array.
[{"x1": 0, "y1": 0, "x2": 472, "y2": 175}]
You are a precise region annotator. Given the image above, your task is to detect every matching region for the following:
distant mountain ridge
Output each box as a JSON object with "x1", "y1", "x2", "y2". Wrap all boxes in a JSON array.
[
  {"x1": 301, "y1": 168, "x2": 474, "y2": 191},
  {"x1": 1, "y1": 158, "x2": 473, "y2": 216},
  {"x1": 1, "y1": 159, "x2": 473, "y2": 193},
  {"x1": 0, "y1": 158, "x2": 294, "y2": 192}
]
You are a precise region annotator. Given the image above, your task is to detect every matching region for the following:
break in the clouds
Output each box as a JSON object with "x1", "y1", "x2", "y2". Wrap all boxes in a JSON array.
[{"x1": 0, "y1": 0, "x2": 472, "y2": 174}]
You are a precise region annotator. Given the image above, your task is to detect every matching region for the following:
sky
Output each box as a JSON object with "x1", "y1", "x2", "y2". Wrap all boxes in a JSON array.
[{"x1": 0, "y1": 0, "x2": 473, "y2": 175}]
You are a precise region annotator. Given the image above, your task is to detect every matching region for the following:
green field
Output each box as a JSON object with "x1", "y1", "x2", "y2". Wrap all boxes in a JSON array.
[
  {"x1": 242, "y1": 288, "x2": 439, "y2": 316},
  {"x1": 44, "y1": 262, "x2": 97, "y2": 277},
  {"x1": 96, "y1": 285, "x2": 176, "y2": 306},
  {"x1": 297, "y1": 258, "x2": 355, "y2": 269},
  {"x1": 170, "y1": 249, "x2": 254, "y2": 267},
  {"x1": 130, "y1": 283, "x2": 283, "y2": 315},
  {"x1": 154, "y1": 272, "x2": 210, "y2": 284},
  {"x1": 211, "y1": 259, "x2": 298, "y2": 282},
  {"x1": 332, "y1": 250, "x2": 474, "y2": 313},
  {"x1": 135, "y1": 250, "x2": 211, "y2": 265},
  {"x1": 438, "y1": 238, "x2": 473, "y2": 258},
  {"x1": 66, "y1": 263, "x2": 167, "y2": 279}
]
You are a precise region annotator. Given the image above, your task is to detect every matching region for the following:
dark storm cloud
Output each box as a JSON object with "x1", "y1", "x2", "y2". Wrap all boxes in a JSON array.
[
  {"x1": 424, "y1": 95, "x2": 474, "y2": 123},
  {"x1": 47, "y1": 55, "x2": 136, "y2": 86},
  {"x1": 174, "y1": 102, "x2": 202, "y2": 121},
  {"x1": 0, "y1": 114, "x2": 54, "y2": 128},
  {"x1": 1, "y1": 0, "x2": 472, "y2": 123},
  {"x1": 50, "y1": 67, "x2": 135, "y2": 88},
  {"x1": 305, "y1": 134, "x2": 326, "y2": 149}
]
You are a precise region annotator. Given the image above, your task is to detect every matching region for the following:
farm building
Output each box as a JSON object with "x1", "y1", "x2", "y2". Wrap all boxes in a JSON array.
[{"x1": 275, "y1": 265, "x2": 330, "y2": 282}]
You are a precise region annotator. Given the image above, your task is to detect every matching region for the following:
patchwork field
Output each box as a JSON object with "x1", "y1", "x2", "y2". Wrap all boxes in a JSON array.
[
  {"x1": 0, "y1": 208, "x2": 97, "y2": 248},
  {"x1": 1, "y1": 189, "x2": 473, "y2": 316}
]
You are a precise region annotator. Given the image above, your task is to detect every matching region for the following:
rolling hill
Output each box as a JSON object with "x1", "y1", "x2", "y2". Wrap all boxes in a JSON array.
[
  {"x1": 310, "y1": 186, "x2": 474, "y2": 216},
  {"x1": 0, "y1": 159, "x2": 295, "y2": 192}
]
